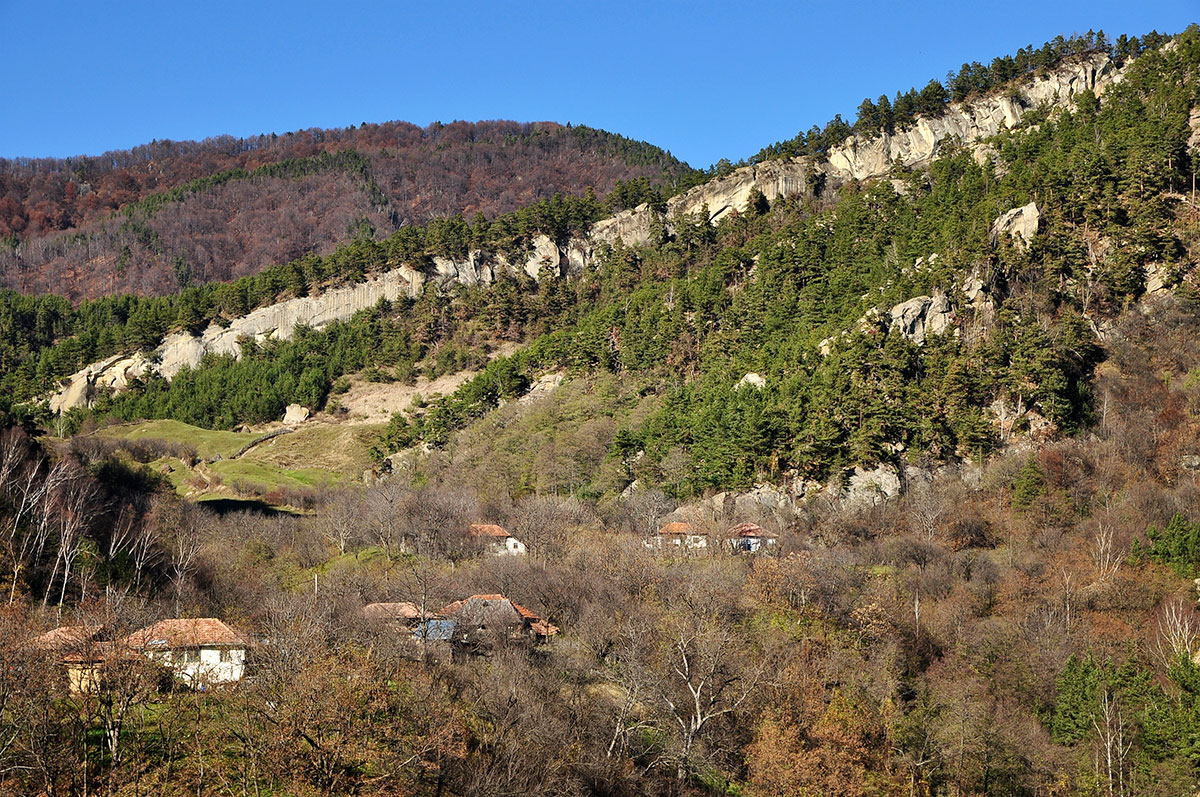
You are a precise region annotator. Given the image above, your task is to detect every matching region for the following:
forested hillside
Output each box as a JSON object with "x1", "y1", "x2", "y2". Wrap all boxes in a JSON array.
[
  {"x1": 1, "y1": 23, "x2": 1200, "y2": 797},
  {"x1": 0, "y1": 121, "x2": 698, "y2": 298}
]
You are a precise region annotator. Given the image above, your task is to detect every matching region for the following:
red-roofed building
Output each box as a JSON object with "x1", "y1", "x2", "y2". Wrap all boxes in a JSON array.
[
  {"x1": 30, "y1": 624, "x2": 104, "y2": 652},
  {"x1": 468, "y1": 523, "x2": 527, "y2": 556},
  {"x1": 362, "y1": 601, "x2": 424, "y2": 624},
  {"x1": 726, "y1": 522, "x2": 778, "y2": 554},
  {"x1": 124, "y1": 619, "x2": 251, "y2": 687},
  {"x1": 647, "y1": 521, "x2": 709, "y2": 551},
  {"x1": 433, "y1": 594, "x2": 557, "y2": 657}
]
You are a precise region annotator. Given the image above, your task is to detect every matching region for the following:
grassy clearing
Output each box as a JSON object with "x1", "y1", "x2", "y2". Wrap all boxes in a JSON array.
[
  {"x1": 92, "y1": 419, "x2": 255, "y2": 460},
  {"x1": 209, "y1": 458, "x2": 343, "y2": 491},
  {"x1": 249, "y1": 423, "x2": 383, "y2": 478},
  {"x1": 89, "y1": 419, "x2": 380, "y2": 506}
]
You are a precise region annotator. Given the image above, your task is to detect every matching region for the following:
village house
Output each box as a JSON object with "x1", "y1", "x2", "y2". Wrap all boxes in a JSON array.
[
  {"x1": 647, "y1": 521, "x2": 709, "y2": 551},
  {"x1": 31, "y1": 625, "x2": 111, "y2": 693},
  {"x1": 429, "y1": 594, "x2": 557, "y2": 658},
  {"x1": 726, "y1": 522, "x2": 778, "y2": 554},
  {"x1": 468, "y1": 523, "x2": 527, "y2": 556},
  {"x1": 124, "y1": 618, "x2": 251, "y2": 688}
]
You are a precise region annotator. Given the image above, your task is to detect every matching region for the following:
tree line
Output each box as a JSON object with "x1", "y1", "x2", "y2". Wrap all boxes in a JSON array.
[{"x1": 753, "y1": 28, "x2": 1175, "y2": 162}]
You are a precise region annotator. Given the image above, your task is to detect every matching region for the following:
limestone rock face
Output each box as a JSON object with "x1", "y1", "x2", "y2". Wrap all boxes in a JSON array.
[
  {"x1": 961, "y1": 268, "x2": 989, "y2": 306},
  {"x1": 672, "y1": 159, "x2": 815, "y2": 225},
  {"x1": 524, "y1": 234, "x2": 561, "y2": 278},
  {"x1": 44, "y1": 54, "x2": 1127, "y2": 415},
  {"x1": 595, "y1": 53, "x2": 1119, "y2": 251},
  {"x1": 842, "y1": 464, "x2": 903, "y2": 507},
  {"x1": 591, "y1": 204, "x2": 658, "y2": 249},
  {"x1": 733, "y1": 483, "x2": 790, "y2": 515},
  {"x1": 48, "y1": 353, "x2": 152, "y2": 414},
  {"x1": 889, "y1": 293, "x2": 953, "y2": 345},
  {"x1": 1188, "y1": 107, "x2": 1200, "y2": 152},
  {"x1": 283, "y1": 404, "x2": 311, "y2": 424},
  {"x1": 829, "y1": 53, "x2": 1113, "y2": 181},
  {"x1": 990, "y1": 202, "x2": 1040, "y2": 248}
]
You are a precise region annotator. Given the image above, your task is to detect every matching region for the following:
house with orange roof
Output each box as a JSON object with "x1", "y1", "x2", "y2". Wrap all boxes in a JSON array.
[
  {"x1": 726, "y1": 522, "x2": 778, "y2": 554},
  {"x1": 431, "y1": 594, "x2": 557, "y2": 657},
  {"x1": 124, "y1": 618, "x2": 251, "y2": 687},
  {"x1": 647, "y1": 521, "x2": 709, "y2": 551},
  {"x1": 468, "y1": 523, "x2": 527, "y2": 556},
  {"x1": 31, "y1": 624, "x2": 118, "y2": 693}
]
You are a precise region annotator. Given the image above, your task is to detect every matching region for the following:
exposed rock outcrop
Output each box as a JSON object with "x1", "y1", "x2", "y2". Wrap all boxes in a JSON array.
[
  {"x1": 736, "y1": 373, "x2": 767, "y2": 390},
  {"x1": 827, "y1": 54, "x2": 1113, "y2": 182},
  {"x1": 889, "y1": 293, "x2": 953, "y2": 345},
  {"x1": 46, "y1": 54, "x2": 1124, "y2": 414},
  {"x1": 596, "y1": 53, "x2": 1119, "y2": 249},
  {"x1": 989, "y1": 202, "x2": 1041, "y2": 248},
  {"x1": 840, "y1": 464, "x2": 903, "y2": 507},
  {"x1": 282, "y1": 404, "x2": 311, "y2": 424},
  {"x1": 48, "y1": 237, "x2": 589, "y2": 412},
  {"x1": 48, "y1": 353, "x2": 151, "y2": 414},
  {"x1": 519, "y1": 372, "x2": 564, "y2": 403}
]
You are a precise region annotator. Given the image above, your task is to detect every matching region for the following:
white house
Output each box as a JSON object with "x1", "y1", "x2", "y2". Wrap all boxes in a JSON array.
[
  {"x1": 726, "y1": 522, "x2": 778, "y2": 554},
  {"x1": 647, "y1": 521, "x2": 709, "y2": 551},
  {"x1": 124, "y1": 618, "x2": 251, "y2": 687},
  {"x1": 468, "y1": 523, "x2": 527, "y2": 556}
]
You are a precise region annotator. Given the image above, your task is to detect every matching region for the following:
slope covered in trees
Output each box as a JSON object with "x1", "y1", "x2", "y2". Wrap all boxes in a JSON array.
[
  {"x1": 15, "y1": 26, "x2": 1198, "y2": 503},
  {"x1": 0, "y1": 121, "x2": 698, "y2": 298},
  {"x1": 2, "y1": 24, "x2": 1200, "y2": 797}
]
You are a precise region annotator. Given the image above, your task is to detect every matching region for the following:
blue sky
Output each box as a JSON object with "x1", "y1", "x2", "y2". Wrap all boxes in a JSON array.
[{"x1": 0, "y1": 0, "x2": 1194, "y2": 168}]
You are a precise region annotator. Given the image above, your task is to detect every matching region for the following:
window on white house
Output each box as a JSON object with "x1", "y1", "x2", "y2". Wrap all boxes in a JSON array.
[
  {"x1": 180, "y1": 649, "x2": 199, "y2": 663},
  {"x1": 220, "y1": 649, "x2": 231, "y2": 663}
]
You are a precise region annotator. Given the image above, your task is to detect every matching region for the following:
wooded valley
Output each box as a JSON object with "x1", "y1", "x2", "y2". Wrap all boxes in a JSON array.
[{"x1": 0, "y1": 24, "x2": 1199, "y2": 796}]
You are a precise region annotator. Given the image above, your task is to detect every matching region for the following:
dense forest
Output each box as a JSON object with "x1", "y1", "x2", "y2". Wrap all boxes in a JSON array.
[
  {"x1": 0, "y1": 121, "x2": 699, "y2": 298},
  {"x1": 0, "y1": 22, "x2": 1199, "y2": 797}
]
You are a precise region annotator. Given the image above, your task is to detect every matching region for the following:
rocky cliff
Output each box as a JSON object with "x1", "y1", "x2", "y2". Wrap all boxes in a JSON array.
[
  {"x1": 48, "y1": 233, "x2": 592, "y2": 412},
  {"x1": 45, "y1": 54, "x2": 1124, "y2": 414},
  {"x1": 594, "y1": 52, "x2": 1120, "y2": 248}
]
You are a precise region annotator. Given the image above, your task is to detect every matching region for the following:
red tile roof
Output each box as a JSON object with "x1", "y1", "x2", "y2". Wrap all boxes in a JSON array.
[
  {"x1": 728, "y1": 522, "x2": 774, "y2": 538},
  {"x1": 468, "y1": 523, "x2": 510, "y2": 538},
  {"x1": 124, "y1": 619, "x2": 250, "y2": 650},
  {"x1": 659, "y1": 521, "x2": 697, "y2": 535},
  {"x1": 31, "y1": 625, "x2": 102, "y2": 651},
  {"x1": 362, "y1": 601, "x2": 423, "y2": 621},
  {"x1": 60, "y1": 641, "x2": 144, "y2": 664},
  {"x1": 437, "y1": 594, "x2": 558, "y2": 637}
]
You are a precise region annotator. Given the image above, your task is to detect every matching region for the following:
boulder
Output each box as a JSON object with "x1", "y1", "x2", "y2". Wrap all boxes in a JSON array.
[
  {"x1": 736, "y1": 372, "x2": 766, "y2": 390},
  {"x1": 989, "y1": 202, "x2": 1040, "y2": 248},
  {"x1": 283, "y1": 404, "x2": 311, "y2": 424},
  {"x1": 842, "y1": 464, "x2": 903, "y2": 507},
  {"x1": 733, "y1": 484, "x2": 790, "y2": 515},
  {"x1": 523, "y1": 234, "x2": 561, "y2": 279},
  {"x1": 520, "y1": 372, "x2": 564, "y2": 403},
  {"x1": 889, "y1": 293, "x2": 953, "y2": 345}
]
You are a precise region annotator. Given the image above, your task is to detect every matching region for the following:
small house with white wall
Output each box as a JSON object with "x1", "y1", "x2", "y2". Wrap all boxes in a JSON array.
[
  {"x1": 647, "y1": 521, "x2": 709, "y2": 551},
  {"x1": 124, "y1": 618, "x2": 251, "y2": 688},
  {"x1": 726, "y1": 522, "x2": 778, "y2": 554},
  {"x1": 468, "y1": 523, "x2": 527, "y2": 556}
]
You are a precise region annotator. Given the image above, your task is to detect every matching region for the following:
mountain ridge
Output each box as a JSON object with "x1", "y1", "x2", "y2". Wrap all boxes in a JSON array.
[{"x1": 38, "y1": 49, "x2": 1138, "y2": 416}]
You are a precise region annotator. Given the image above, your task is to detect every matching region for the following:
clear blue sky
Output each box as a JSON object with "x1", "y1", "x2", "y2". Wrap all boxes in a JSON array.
[{"x1": 1, "y1": 0, "x2": 1194, "y2": 168}]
